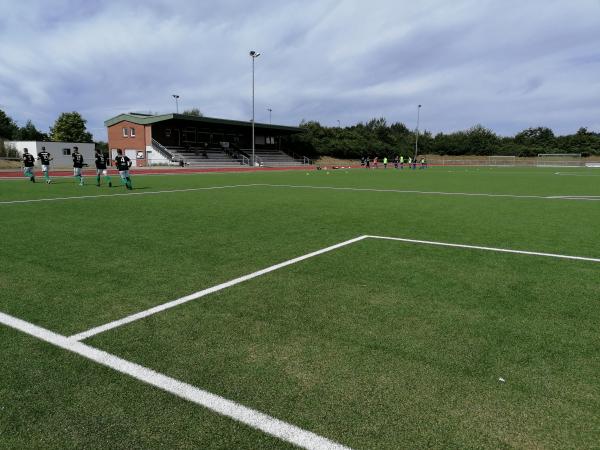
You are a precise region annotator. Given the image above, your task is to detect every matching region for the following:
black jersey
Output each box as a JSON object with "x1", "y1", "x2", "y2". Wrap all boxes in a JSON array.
[
  {"x1": 38, "y1": 151, "x2": 52, "y2": 165},
  {"x1": 72, "y1": 153, "x2": 84, "y2": 168},
  {"x1": 22, "y1": 153, "x2": 35, "y2": 167},
  {"x1": 114, "y1": 155, "x2": 132, "y2": 171},
  {"x1": 95, "y1": 154, "x2": 107, "y2": 169}
]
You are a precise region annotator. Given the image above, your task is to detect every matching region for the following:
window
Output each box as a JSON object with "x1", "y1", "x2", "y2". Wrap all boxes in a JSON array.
[
  {"x1": 63, "y1": 148, "x2": 71, "y2": 156},
  {"x1": 130, "y1": 127, "x2": 136, "y2": 137},
  {"x1": 122, "y1": 127, "x2": 129, "y2": 137},
  {"x1": 266, "y1": 136, "x2": 275, "y2": 145},
  {"x1": 165, "y1": 129, "x2": 171, "y2": 138}
]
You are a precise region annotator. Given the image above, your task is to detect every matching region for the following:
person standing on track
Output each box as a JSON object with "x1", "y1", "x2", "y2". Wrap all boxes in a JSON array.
[
  {"x1": 94, "y1": 149, "x2": 112, "y2": 187},
  {"x1": 114, "y1": 149, "x2": 133, "y2": 190},
  {"x1": 72, "y1": 146, "x2": 85, "y2": 186},
  {"x1": 22, "y1": 148, "x2": 36, "y2": 183},
  {"x1": 37, "y1": 146, "x2": 53, "y2": 184}
]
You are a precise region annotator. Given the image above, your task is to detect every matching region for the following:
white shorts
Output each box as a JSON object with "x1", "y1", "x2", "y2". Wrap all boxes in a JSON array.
[
  {"x1": 73, "y1": 168, "x2": 82, "y2": 176},
  {"x1": 96, "y1": 168, "x2": 108, "y2": 176},
  {"x1": 42, "y1": 165, "x2": 49, "y2": 172},
  {"x1": 119, "y1": 170, "x2": 129, "y2": 179}
]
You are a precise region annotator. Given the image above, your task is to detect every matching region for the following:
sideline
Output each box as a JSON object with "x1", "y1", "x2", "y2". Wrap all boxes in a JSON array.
[{"x1": 0, "y1": 311, "x2": 350, "y2": 450}]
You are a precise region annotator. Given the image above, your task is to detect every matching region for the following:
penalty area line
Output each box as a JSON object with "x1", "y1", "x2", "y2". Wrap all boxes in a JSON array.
[
  {"x1": 367, "y1": 235, "x2": 600, "y2": 263},
  {"x1": 0, "y1": 311, "x2": 350, "y2": 450},
  {"x1": 69, "y1": 235, "x2": 369, "y2": 341}
]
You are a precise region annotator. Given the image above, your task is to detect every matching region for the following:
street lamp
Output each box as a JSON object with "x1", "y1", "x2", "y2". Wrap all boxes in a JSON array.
[
  {"x1": 172, "y1": 94, "x2": 180, "y2": 114},
  {"x1": 414, "y1": 104, "x2": 422, "y2": 160},
  {"x1": 337, "y1": 120, "x2": 341, "y2": 128},
  {"x1": 249, "y1": 50, "x2": 260, "y2": 166},
  {"x1": 267, "y1": 107, "x2": 272, "y2": 124}
]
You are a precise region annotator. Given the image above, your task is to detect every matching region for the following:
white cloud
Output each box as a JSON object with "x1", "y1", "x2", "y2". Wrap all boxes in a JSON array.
[{"x1": 0, "y1": 0, "x2": 599, "y2": 139}]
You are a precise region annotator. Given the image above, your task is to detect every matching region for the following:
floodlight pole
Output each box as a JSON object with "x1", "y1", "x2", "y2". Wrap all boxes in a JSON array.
[
  {"x1": 414, "y1": 104, "x2": 422, "y2": 160},
  {"x1": 172, "y1": 94, "x2": 180, "y2": 114},
  {"x1": 250, "y1": 50, "x2": 260, "y2": 166},
  {"x1": 267, "y1": 107, "x2": 272, "y2": 124}
]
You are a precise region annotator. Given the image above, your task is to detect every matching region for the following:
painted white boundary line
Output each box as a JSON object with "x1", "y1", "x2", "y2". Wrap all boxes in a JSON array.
[
  {"x1": 0, "y1": 311, "x2": 350, "y2": 450},
  {"x1": 255, "y1": 184, "x2": 600, "y2": 202},
  {"x1": 0, "y1": 184, "x2": 264, "y2": 205},
  {"x1": 69, "y1": 235, "x2": 369, "y2": 341},
  {"x1": 4, "y1": 183, "x2": 600, "y2": 205},
  {"x1": 71, "y1": 234, "x2": 599, "y2": 342},
  {"x1": 367, "y1": 235, "x2": 600, "y2": 263}
]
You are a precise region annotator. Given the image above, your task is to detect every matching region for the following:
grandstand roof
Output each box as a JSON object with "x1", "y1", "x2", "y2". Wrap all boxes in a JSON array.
[{"x1": 104, "y1": 113, "x2": 302, "y2": 132}]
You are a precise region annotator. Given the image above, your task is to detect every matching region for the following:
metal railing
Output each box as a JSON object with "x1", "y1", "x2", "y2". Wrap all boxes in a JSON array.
[{"x1": 151, "y1": 139, "x2": 174, "y2": 161}]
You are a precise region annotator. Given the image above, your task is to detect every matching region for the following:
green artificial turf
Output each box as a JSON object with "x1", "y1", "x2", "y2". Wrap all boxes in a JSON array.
[{"x1": 1, "y1": 167, "x2": 599, "y2": 448}]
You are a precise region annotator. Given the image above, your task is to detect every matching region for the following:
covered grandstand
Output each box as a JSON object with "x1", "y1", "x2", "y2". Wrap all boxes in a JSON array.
[{"x1": 104, "y1": 113, "x2": 306, "y2": 168}]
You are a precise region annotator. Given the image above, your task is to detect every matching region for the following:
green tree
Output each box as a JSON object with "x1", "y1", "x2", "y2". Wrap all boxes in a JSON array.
[
  {"x1": 49, "y1": 112, "x2": 93, "y2": 142},
  {"x1": 182, "y1": 108, "x2": 203, "y2": 117},
  {"x1": 16, "y1": 119, "x2": 47, "y2": 140},
  {"x1": 0, "y1": 109, "x2": 18, "y2": 139},
  {"x1": 514, "y1": 126, "x2": 555, "y2": 146},
  {"x1": 95, "y1": 140, "x2": 108, "y2": 153}
]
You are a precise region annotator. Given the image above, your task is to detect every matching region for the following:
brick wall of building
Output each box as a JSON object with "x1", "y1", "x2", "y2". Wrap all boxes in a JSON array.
[{"x1": 107, "y1": 121, "x2": 151, "y2": 166}]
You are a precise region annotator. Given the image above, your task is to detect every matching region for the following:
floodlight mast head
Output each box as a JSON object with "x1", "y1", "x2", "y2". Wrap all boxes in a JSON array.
[
  {"x1": 172, "y1": 94, "x2": 180, "y2": 113},
  {"x1": 249, "y1": 50, "x2": 260, "y2": 57}
]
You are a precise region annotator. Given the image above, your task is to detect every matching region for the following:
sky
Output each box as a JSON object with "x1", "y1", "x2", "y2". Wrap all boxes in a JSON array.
[{"x1": 1, "y1": 0, "x2": 599, "y2": 140}]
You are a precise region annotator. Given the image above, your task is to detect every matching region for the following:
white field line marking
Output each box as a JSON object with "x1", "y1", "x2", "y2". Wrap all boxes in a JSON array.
[
  {"x1": 0, "y1": 184, "x2": 264, "y2": 205},
  {"x1": 547, "y1": 195, "x2": 600, "y2": 200},
  {"x1": 0, "y1": 312, "x2": 350, "y2": 450},
  {"x1": 254, "y1": 183, "x2": 600, "y2": 202},
  {"x1": 554, "y1": 172, "x2": 600, "y2": 177},
  {"x1": 71, "y1": 233, "x2": 599, "y2": 342},
  {"x1": 3, "y1": 183, "x2": 600, "y2": 205},
  {"x1": 69, "y1": 235, "x2": 369, "y2": 341},
  {"x1": 367, "y1": 236, "x2": 600, "y2": 263}
]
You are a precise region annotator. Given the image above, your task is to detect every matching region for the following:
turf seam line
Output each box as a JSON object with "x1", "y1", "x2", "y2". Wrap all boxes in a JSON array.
[
  {"x1": 68, "y1": 235, "x2": 369, "y2": 341},
  {"x1": 0, "y1": 184, "x2": 265, "y2": 205},
  {"x1": 367, "y1": 236, "x2": 600, "y2": 263},
  {"x1": 0, "y1": 312, "x2": 350, "y2": 450}
]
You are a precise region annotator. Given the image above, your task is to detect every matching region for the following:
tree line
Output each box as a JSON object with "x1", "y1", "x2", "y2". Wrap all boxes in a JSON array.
[
  {"x1": 0, "y1": 108, "x2": 97, "y2": 157},
  {"x1": 289, "y1": 119, "x2": 600, "y2": 159}
]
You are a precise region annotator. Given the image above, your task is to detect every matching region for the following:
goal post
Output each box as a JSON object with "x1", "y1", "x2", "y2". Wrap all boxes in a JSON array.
[
  {"x1": 537, "y1": 153, "x2": 582, "y2": 167},
  {"x1": 488, "y1": 155, "x2": 516, "y2": 166}
]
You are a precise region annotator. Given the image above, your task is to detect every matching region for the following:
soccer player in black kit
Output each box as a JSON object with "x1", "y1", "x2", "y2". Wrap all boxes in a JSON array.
[
  {"x1": 37, "y1": 146, "x2": 53, "y2": 183},
  {"x1": 72, "y1": 146, "x2": 85, "y2": 186},
  {"x1": 22, "y1": 148, "x2": 36, "y2": 182},
  {"x1": 114, "y1": 149, "x2": 133, "y2": 190},
  {"x1": 94, "y1": 149, "x2": 112, "y2": 187}
]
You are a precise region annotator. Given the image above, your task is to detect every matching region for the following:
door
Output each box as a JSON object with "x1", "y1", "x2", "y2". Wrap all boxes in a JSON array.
[{"x1": 125, "y1": 149, "x2": 137, "y2": 167}]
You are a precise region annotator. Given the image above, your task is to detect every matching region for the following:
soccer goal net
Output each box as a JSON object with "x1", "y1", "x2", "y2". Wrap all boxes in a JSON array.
[
  {"x1": 488, "y1": 155, "x2": 516, "y2": 166},
  {"x1": 537, "y1": 153, "x2": 582, "y2": 167}
]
